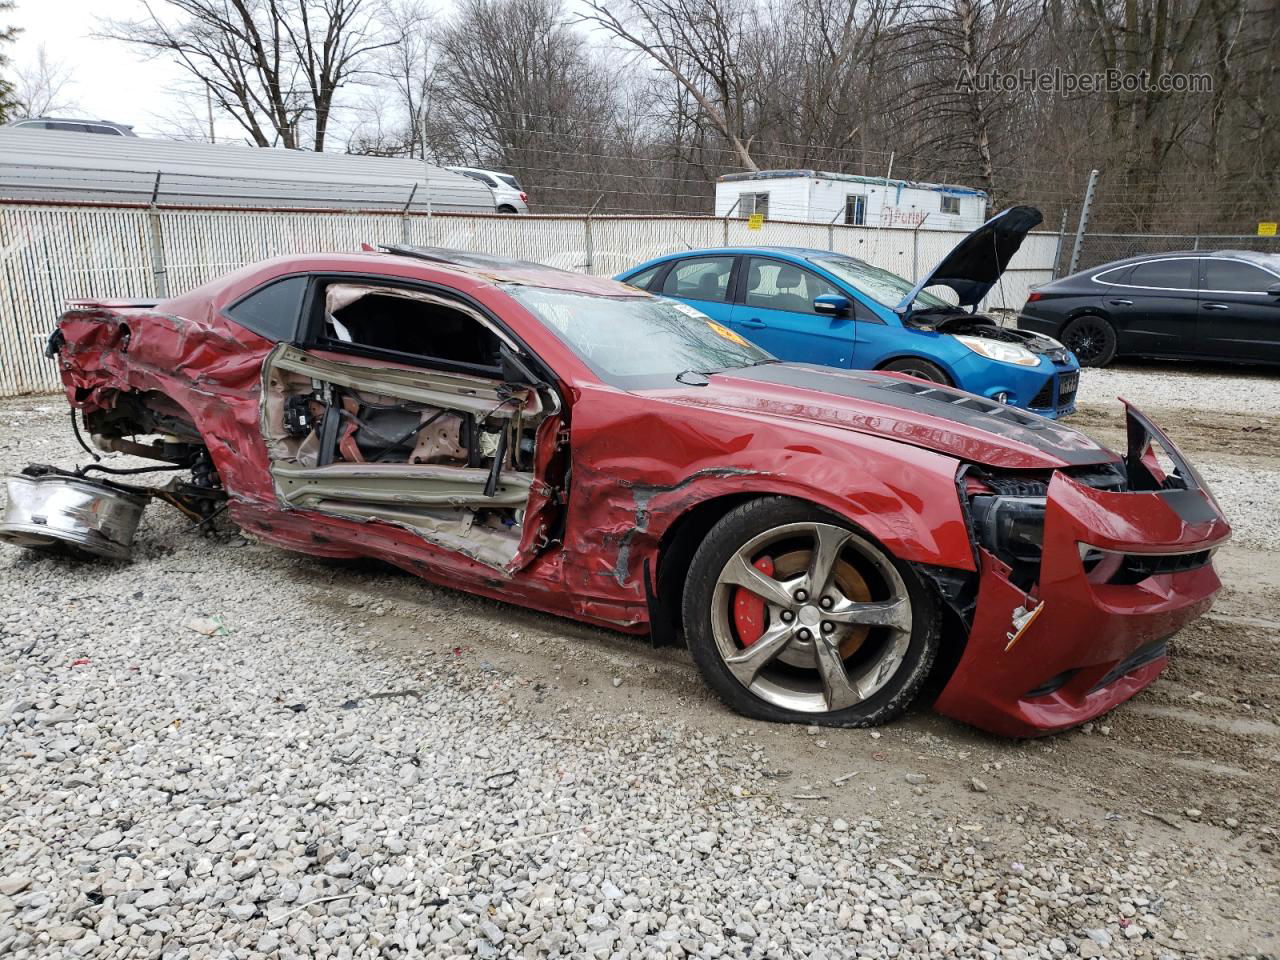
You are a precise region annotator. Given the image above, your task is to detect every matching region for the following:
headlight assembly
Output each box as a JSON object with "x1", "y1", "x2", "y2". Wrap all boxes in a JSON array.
[
  {"x1": 969, "y1": 494, "x2": 1046, "y2": 571},
  {"x1": 955, "y1": 335, "x2": 1041, "y2": 367}
]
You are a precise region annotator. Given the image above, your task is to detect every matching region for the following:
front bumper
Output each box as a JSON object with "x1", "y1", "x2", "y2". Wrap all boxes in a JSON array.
[
  {"x1": 934, "y1": 407, "x2": 1230, "y2": 736},
  {"x1": 951, "y1": 352, "x2": 1078, "y2": 420}
]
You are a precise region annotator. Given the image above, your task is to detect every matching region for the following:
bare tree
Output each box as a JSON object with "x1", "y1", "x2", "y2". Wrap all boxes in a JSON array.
[
  {"x1": 348, "y1": 0, "x2": 436, "y2": 157},
  {"x1": 899, "y1": 0, "x2": 1044, "y2": 205},
  {"x1": 578, "y1": 0, "x2": 763, "y2": 170},
  {"x1": 12, "y1": 45, "x2": 78, "y2": 118},
  {"x1": 98, "y1": 0, "x2": 406, "y2": 150},
  {"x1": 0, "y1": 0, "x2": 20, "y2": 123},
  {"x1": 433, "y1": 0, "x2": 616, "y2": 198}
]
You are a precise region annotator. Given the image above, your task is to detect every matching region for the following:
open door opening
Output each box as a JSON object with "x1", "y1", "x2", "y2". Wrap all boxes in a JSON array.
[{"x1": 260, "y1": 283, "x2": 562, "y2": 571}]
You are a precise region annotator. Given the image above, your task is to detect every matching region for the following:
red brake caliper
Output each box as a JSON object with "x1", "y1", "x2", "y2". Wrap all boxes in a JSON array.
[{"x1": 732, "y1": 556, "x2": 775, "y2": 647}]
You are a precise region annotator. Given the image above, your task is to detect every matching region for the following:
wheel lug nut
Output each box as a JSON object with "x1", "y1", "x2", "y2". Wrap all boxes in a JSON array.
[
  {"x1": 797, "y1": 628, "x2": 811, "y2": 640},
  {"x1": 820, "y1": 596, "x2": 833, "y2": 609},
  {"x1": 821, "y1": 622, "x2": 834, "y2": 633},
  {"x1": 780, "y1": 611, "x2": 794, "y2": 622},
  {"x1": 795, "y1": 589, "x2": 808, "y2": 602}
]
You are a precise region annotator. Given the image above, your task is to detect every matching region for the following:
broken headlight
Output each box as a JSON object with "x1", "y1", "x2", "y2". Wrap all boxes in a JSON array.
[{"x1": 969, "y1": 494, "x2": 1046, "y2": 571}]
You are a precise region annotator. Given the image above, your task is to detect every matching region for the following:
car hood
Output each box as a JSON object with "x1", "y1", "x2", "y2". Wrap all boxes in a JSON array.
[
  {"x1": 659, "y1": 363, "x2": 1114, "y2": 470},
  {"x1": 897, "y1": 205, "x2": 1044, "y2": 311}
]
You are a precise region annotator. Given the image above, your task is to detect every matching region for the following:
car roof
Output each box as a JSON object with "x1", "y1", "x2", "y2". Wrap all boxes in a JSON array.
[
  {"x1": 448, "y1": 166, "x2": 512, "y2": 177},
  {"x1": 9, "y1": 116, "x2": 132, "y2": 129},
  {"x1": 643, "y1": 246, "x2": 842, "y2": 260},
  {"x1": 239, "y1": 247, "x2": 646, "y2": 298},
  {"x1": 1090, "y1": 249, "x2": 1280, "y2": 270}
]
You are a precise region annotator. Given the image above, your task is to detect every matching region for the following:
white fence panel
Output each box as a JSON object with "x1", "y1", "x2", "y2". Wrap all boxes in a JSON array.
[
  {"x1": 0, "y1": 205, "x2": 154, "y2": 394},
  {"x1": 0, "y1": 202, "x2": 1059, "y2": 396}
]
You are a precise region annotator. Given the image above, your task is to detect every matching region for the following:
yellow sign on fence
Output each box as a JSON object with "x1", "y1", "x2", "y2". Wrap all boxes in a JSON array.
[
  {"x1": 747, "y1": 212, "x2": 765, "y2": 230},
  {"x1": 1259, "y1": 222, "x2": 1278, "y2": 237}
]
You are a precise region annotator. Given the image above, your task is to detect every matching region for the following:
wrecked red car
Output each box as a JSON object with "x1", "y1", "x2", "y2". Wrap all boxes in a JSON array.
[{"x1": 8, "y1": 247, "x2": 1231, "y2": 736}]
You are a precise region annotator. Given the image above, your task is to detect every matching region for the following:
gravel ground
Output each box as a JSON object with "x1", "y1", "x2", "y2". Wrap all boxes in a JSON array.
[
  {"x1": 1074, "y1": 361, "x2": 1280, "y2": 415},
  {"x1": 1, "y1": 384, "x2": 1277, "y2": 959}
]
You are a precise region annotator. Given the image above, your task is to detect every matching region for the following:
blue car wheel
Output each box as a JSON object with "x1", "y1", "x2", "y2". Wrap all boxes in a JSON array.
[{"x1": 878, "y1": 357, "x2": 951, "y2": 384}]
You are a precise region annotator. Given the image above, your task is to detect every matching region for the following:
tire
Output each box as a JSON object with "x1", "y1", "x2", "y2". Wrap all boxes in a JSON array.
[
  {"x1": 681, "y1": 497, "x2": 941, "y2": 727},
  {"x1": 879, "y1": 357, "x2": 952, "y2": 384},
  {"x1": 1061, "y1": 314, "x2": 1117, "y2": 367},
  {"x1": 497, "y1": 205, "x2": 518, "y2": 215}
]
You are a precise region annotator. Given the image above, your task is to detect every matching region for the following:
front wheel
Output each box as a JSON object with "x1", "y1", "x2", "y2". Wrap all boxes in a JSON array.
[
  {"x1": 879, "y1": 357, "x2": 951, "y2": 384},
  {"x1": 682, "y1": 498, "x2": 941, "y2": 727},
  {"x1": 1061, "y1": 314, "x2": 1117, "y2": 367}
]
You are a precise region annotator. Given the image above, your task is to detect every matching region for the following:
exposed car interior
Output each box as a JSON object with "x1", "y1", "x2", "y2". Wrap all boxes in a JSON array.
[{"x1": 260, "y1": 283, "x2": 556, "y2": 568}]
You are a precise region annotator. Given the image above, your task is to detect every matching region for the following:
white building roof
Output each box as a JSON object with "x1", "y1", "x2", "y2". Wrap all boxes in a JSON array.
[{"x1": 0, "y1": 129, "x2": 495, "y2": 213}]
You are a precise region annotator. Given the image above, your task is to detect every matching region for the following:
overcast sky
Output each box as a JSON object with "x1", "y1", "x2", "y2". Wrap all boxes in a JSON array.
[
  {"x1": 7, "y1": 0, "x2": 459, "y2": 142},
  {"x1": 9, "y1": 0, "x2": 197, "y2": 136}
]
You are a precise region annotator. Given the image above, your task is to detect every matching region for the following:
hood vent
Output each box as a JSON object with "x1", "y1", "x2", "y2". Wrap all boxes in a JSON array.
[{"x1": 876, "y1": 379, "x2": 1045, "y2": 429}]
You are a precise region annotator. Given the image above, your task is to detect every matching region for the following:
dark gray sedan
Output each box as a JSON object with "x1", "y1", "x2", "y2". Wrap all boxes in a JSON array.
[{"x1": 1018, "y1": 250, "x2": 1280, "y2": 367}]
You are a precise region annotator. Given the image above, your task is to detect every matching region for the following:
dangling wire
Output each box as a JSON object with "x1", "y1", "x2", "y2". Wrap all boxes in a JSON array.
[{"x1": 69, "y1": 409, "x2": 101, "y2": 462}]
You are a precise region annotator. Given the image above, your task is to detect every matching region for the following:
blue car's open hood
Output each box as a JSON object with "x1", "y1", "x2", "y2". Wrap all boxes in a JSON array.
[{"x1": 896, "y1": 205, "x2": 1043, "y2": 312}]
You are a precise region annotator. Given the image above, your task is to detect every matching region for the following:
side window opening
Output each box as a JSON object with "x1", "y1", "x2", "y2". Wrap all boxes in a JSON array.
[
  {"x1": 1128, "y1": 259, "x2": 1195, "y2": 291},
  {"x1": 1202, "y1": 259, "x2": 1276, "y2": 293},
  {"x1": 662, "y1": 256, "x2": 734, "y2": 303},
  {"x1": 317, "y1": 282, "x2": 504, "y2": 373},
  {"x1": 623, "y1": 264, "x2": 663, "y2": 291},
  {"x1": 744, "y1": 258, "x2": 839, "y2": 314},
  {"x1": 940, "y1": 195, "x2": 961, "y2": 215}
]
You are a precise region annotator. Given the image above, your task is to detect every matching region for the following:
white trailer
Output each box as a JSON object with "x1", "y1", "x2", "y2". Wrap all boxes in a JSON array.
[
  {"x1": 714, "y1": 170, "x2": 988, "y2": 231},
  {"x1": 0, "y1": 129, "x2": 496, "y2": 213}
]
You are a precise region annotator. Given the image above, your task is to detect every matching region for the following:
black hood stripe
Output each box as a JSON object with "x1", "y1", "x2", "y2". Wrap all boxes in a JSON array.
[{"x1": 726, "y1": 364, "x2": 1111, "y2": 467}]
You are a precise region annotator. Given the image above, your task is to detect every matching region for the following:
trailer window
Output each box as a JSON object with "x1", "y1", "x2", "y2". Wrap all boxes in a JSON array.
[
  {"x1": 940, "y1": 195, "x2": 961, "y2": 215},
  {"x1": 740, "y1": 192, "x2": 769, "y2": 220},
  {"x1": 844, "y1": 195, "x2": 866, "y2": 226}
]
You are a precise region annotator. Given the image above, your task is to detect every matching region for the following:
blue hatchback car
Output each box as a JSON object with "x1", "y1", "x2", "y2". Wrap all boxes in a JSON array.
[{"x1": 615, "y1": 206, "x2": 1080, "y2": 418}]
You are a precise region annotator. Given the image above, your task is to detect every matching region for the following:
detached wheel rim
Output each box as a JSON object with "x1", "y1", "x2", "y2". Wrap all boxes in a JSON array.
[
  {"x1": 709, "y1": 522, "x2": 912, "y2": 714},
  {"x1": 1066, "y1": 318, "x2": 1107, "y2": 362}
]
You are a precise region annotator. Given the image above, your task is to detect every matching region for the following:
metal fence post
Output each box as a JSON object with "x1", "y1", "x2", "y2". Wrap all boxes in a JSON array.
[
  {"x1": 912, "y1": 223, "x2": 921, "y2": 280},
  {"x1": 583, "y1": 194, "x2": 604, "y2": 274},
  {"x1": 1051, "y1": 208, "x2": 1068, "y2": 279},
  {"x1": 401, "y1": 182, "x2": 419, "y2": 244},
  {"x1": 146, "y1": 172, "x2": 169, "y2": 298},
  {"x1": 1068, "y1": 168, "x2": 1099, "y2": 275},
  {"x1": 722, "y1": 196, "x2": 741, "y2": 246}
]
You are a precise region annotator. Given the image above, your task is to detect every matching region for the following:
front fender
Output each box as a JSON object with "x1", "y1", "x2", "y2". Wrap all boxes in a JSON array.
[{"x1": 563, "y1": 397, "x2": 976, "y2": 613}]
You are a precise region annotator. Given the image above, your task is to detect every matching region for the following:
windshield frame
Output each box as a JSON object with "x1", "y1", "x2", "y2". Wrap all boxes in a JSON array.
[{"x1": 503, "y1": 284, "x2": 775, "y2": 390}]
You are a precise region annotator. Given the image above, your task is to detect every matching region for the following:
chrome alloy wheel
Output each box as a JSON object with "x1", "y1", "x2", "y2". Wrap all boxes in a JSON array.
[{"x1": 709, "y1": 522, "x2": 913, "y2": 714}]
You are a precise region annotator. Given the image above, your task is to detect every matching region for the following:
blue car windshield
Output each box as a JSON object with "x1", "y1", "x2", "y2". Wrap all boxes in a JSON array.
[
  {"x1": 811, "y1": 255, "x2": 952, "y2": 312},
  {"x1": 504, "y1": 285, "x2": 774, "y2": 388}
]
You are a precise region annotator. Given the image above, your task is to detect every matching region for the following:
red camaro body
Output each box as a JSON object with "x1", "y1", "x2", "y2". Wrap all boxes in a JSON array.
[{"x1": 42, "y1": 248, "x2": 1230, "y2": 736}]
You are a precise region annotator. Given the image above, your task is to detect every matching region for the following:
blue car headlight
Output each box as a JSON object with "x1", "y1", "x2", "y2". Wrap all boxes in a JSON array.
[{"x1": 955, "y1": 335, "x2": 1041, "y2": 367}]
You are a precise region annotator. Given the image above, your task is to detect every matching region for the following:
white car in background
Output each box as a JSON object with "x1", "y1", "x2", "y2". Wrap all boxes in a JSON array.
[{"x1": 446, "y1": 166, "x2": 529, "y2": 214}]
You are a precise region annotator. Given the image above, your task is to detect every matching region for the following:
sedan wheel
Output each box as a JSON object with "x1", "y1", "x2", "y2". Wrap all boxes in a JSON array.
[
  {"x1": 1061, "y1": 314, "x2": 1117, "y2": 367},
  {"x1": 682, "y1": 498, "x2": 940, "y2": 726},
  {"x1": 879, "y1": 357, "x2": 951, "y2": 384}
]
